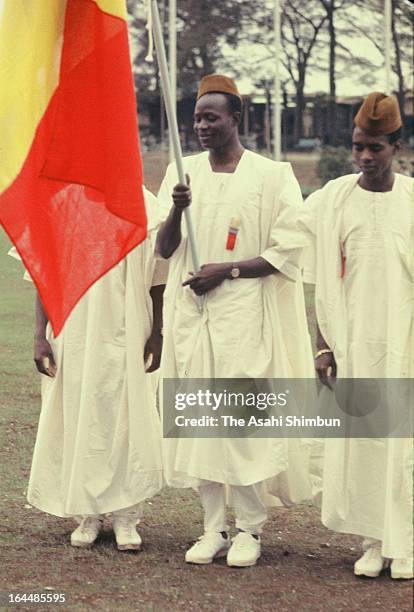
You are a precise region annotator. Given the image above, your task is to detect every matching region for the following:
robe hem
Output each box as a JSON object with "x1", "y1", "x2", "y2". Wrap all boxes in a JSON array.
[
  {"x1": 166, "y1": 463, "x2": 287, "y2": 488},
  {"x1": 321, "y1": 516, "x2": 413, "y2": 559},
  {"x1": 27, "y1": 473, "x2": 164, "y2": 518}
]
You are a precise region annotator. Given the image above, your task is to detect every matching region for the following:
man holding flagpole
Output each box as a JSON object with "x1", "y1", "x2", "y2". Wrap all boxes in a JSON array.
[{"x1": 157, "y1": 74, "x2": 318, "y2": 568}]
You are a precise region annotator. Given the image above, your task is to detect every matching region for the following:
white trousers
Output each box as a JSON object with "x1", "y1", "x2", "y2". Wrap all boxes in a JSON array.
[
  {"x1": 362, "y1": 537, "x2": 381, "y2": 552},
  {"x1": 78, "y1": 502, "x2": 144, "y2": 523},
  {"x1": 199, "y1": 481, "x2": 267, "y2": 535}
]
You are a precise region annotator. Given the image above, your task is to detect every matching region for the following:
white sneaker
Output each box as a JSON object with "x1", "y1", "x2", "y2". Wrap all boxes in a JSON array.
[
  {"x1": 391, "y1": 558, "x2": 414, "y2": 580},
  {"x1": 70, "y1": 517, "x2": 102, "y2": 548},
  {"x1": 354, "y1": 547, "x2": 388, "y2": 577},
  {"x1": 185, "y1": 532, "x2": 230, "y2": 564},
  {"x1": 227, "y1": 532, "x2": 261, "y2": 567},
  {"x1": 112, "y1": 516, "x2": 142, "y2": 551}
]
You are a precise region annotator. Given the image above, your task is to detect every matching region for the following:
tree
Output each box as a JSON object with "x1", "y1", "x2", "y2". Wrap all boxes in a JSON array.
[
  {"x1": 281, "y1": 1, "x2": 327, "y2": 143},
  {"x1": 176, "y1": 1, "x2": 259, "y2": 95},
  {"x1": 371, "y1": 0, "x2": 414, "y2": 135},
  {"x1": 318, "y1": 1, "x2": 338, "y2": 144},
  {"x1": 127, "y1": 0, "x2": 256, "y2": 98},
  {"x1": 316, "y1": 0, "x2": 374, "y2": 145},
  {"x1": 343, "y1": 0, "x2": 413, "y2": 138},
  {"x1": 238, "y1": 0, "x2": 328, "y2": 145},
  {"x1": 382, "y1": 0, "x2": 412, "y2": 136},
  {"x1": 126, "y1": 0, "x2": 259, "y2": 145}
]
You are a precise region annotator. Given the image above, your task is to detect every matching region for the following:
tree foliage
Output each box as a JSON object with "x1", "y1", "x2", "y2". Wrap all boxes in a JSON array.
[
  {"x1": 175, "y1": 0, "x2": 254, "y2": 95},
  {"x1": 127, "y1": 0, "x2": 255, "y2": 99},
  {"x1": 126, "y1": 0, "x2": 413, "y2": 142},
  {"x1": 281, "y1": 1, "x2": 327, "y2": 142}
]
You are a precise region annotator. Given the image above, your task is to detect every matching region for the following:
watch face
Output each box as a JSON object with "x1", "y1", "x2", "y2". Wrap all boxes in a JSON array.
[{"x1": 231, "y1": 267, "x2": 240, "y2": 278}]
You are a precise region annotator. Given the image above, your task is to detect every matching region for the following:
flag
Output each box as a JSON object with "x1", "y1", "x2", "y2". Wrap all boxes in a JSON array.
[{"x1": 0, "y1": 0, "x2": 147, "y2": 335}]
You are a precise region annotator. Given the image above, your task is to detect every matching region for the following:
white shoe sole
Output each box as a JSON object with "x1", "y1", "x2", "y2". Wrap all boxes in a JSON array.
[
  {"x1": 391, "y1": 570, "x2": 413, "y2": 580},
  {"x1": 354, "y1": 568, "x2": 382, "y2": 578},
  {"x1": 117, "y1": 543, "x2": 142, "y2": 551},
  {"x1": 227, "y1": 553, "x2": 261, "y2": 568},
  {"x1": 70, "y1": 539, "x2": 96, "y2": 548},
  {"x1": 185, "y1": 547, "x2": 229, "y2": 564},
  {"x1": 354, "y1": 560, "x2": 389, "y2": 578}
]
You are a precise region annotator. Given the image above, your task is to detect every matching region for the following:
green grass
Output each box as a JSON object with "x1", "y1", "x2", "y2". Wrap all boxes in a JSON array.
[{"x1": 1, "y1": 227, "x2": 412, "y2": 611}]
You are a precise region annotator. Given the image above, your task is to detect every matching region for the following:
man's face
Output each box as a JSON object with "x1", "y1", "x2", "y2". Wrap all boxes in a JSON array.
[
  {"x1": 352, "y1": 127, "x2": 398, "y2": 179},
  {"x1": 193, "y1": 93, "x2": 238, "y2": 150}
]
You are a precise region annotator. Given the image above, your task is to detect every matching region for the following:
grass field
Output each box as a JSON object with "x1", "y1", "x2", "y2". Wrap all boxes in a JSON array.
[{"x1": 0, "y1": 153, "x2": 412, "y2": 611}]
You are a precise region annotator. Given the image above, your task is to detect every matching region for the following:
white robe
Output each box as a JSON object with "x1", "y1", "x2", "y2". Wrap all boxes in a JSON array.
[
  {"x1": 300, "y1": 173, "x2": 413, "y2": 558},
  {"x1": 158, "y1": 150, "x2": 320, "y2": 504},
  {"x1": 12, "y1": 189, "x2": 167, "y2": 517}
]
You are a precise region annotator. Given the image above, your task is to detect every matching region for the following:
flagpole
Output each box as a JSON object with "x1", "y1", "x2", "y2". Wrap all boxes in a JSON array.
[
  {"x1": 168, "y1": 0, "x2": 177, "y2": 162},
  {"x1": 151, "y1": 0, "x2": 202, "y2": 302},
  {"x1": 273, "y1": 0, "x2": 282, "y2": 161},
  {"x1": 384, "y1": 0, "x2": 392, "y2": 94}
]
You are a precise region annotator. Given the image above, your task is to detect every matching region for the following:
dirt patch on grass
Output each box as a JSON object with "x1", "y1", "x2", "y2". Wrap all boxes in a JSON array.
[{"x1": 1, "y1": 494, "x2": 413, "y2": 611}]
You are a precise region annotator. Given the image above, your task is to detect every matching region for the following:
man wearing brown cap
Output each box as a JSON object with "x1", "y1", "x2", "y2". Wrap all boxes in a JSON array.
[
  {"x1": 299, "y1": 92, "x2": 413, "y2": 579},
  {"x1": 157, "y1": 74, "x2": 318, "y2": 567}
]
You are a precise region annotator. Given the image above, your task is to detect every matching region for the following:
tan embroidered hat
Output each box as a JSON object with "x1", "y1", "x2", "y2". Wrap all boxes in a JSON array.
[
  {"x1": 197, "y1": 74, "x2": 241, "y2": 101},
  {"x1": 354, "y1": 92, "x2": 402, "y2": 135}
]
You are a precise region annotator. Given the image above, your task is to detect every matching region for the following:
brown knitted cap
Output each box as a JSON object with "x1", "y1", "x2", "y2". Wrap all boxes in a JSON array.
[
  {"x1": 197, "y1": 74, "x2": 241, "y2": 101},
  {"x1": 354, "y1": 92, "x2": 402, "y2": 136}
]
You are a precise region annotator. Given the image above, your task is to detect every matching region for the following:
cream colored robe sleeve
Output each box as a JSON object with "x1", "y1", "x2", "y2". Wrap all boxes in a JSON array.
[
  {"x1": 296, "y1": 190, "x2": 322, "y2": 285},
  {"x1": 151, "y1": 258, "x2": 169, "y2": 287},
  {"x1": 260, "y1": 163, "x2": 307, "y2": 282},
  {"x1": 156, "y1": 162, "x2": 178, "y2": 218},
  {"x1": 143, "y1": 186, "x2": 169, "y2": 287}
]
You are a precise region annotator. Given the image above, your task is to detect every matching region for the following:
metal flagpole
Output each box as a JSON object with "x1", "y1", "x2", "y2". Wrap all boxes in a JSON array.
[
  {"x1": 150, "y1": 0, "x2": 202, "y2": 306},
  {"x1": 168, "y1": 0, "x2": 177, "y2": 162},
  {"x1": 273, "y1": 0, "x2": 282, "y2": 161},
  {"x1": 384, "y1": 0, "x2": 392, "y2": 94}
]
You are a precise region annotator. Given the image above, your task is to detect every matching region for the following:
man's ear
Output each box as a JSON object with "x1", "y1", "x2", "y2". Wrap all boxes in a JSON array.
[
  {"x1": 233, "y1": 111, "x2": 241, "y2": 126},
  {"x1": 393, "y1": 139, "x2": 402, "y2": 153}
]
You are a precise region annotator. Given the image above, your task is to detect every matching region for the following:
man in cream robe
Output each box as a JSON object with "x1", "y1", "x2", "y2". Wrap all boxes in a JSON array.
[
  {"x1": 157, "y1": 75, "x2": 319, "y2": 568},
  {"x1": 299, "y1": 92, "x2": 413, "y2": 579},
  {"x1": 11, "y1": 188, "x2": 167, "y2": 551}
]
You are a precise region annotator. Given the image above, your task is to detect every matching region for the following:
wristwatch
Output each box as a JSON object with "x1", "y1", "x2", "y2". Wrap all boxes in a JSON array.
[{"x1": 229, "y1": 266, "x2": 240, "y2": 279}]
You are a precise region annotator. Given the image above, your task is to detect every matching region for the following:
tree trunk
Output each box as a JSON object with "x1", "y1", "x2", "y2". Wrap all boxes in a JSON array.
[
  {"x1": 391, "y1": 0, "x2": 406, "y2": 136},
  {"x1": 327, "y1": 0, "x2": 337, "y2": 145},
  {"x1": 264, "y1": 87, "x2": 272, "y2": 154},
  {"x1": 294, "y1": 85, "x2": 305, "y2": 144}
]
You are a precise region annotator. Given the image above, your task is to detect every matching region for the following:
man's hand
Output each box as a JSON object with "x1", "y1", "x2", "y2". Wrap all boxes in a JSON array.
[
  {"x1": 183, "y1": 263, "x2": 231, "y2": 295},
  {"x1": 34, "y1": 337, "x2": 57, "y2": 377},
  {"x1": 144, "y1": 329, "x2": 163, "y2": 373},
  {"x1": 172, "y1": 174, "x2": 191, "y2": 211},
  {"x1": 315, "y1": 352, "x2": 337, "y2": 390}
]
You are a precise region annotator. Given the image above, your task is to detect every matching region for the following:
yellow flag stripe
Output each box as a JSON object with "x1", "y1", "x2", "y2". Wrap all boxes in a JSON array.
[
  {"x1": 0, "y1": 0, "x2": 66, "y2": 193},
  {"x1": 93, "y1": 0, "x2": 127, "y2": 19},
  {"x1": 0, "y1": 0, "x2": 127, "y2": 194}
]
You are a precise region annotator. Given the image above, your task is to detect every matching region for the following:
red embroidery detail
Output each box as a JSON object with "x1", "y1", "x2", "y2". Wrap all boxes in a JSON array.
[{"x1": 340, "y1": 243, "x2": 346, "y2": 278}]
